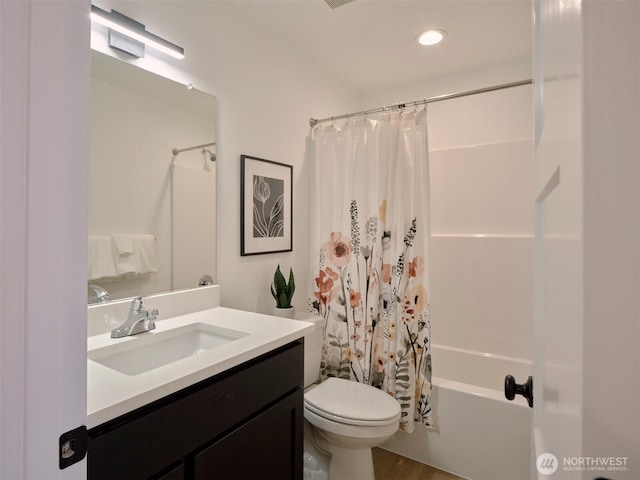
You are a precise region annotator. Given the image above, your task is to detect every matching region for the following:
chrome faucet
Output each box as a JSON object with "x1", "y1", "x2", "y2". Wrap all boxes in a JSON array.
[
  {"x1": 110, "y1": 296, "x2": 159, "y2": 338},
  {"x1": 88, "y1": 284, "x2": 111, "y2": 304}
]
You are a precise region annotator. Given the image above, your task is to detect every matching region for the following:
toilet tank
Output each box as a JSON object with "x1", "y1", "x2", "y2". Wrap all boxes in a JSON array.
[{"x1": 294, "y1": 313, "x2": 324, "y2": 387}]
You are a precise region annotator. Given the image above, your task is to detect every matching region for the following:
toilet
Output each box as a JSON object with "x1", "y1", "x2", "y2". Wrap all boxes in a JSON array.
[{"x1": 297, "y1": 314, "x2": 401, "y2": 480}]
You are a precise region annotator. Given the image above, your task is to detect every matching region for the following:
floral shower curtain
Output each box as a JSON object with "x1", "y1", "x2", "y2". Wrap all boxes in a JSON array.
[{"x1": 308, "y1": 108, "x2": 432, "y2": 432}]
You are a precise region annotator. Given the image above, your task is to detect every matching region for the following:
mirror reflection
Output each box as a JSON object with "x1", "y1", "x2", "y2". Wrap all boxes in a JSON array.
[{"x1": 88, "y1": 50, "x2": 217, "y2": 303}]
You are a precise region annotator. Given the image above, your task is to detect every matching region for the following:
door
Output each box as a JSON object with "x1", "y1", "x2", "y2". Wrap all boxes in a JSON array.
[
  {"x1": 532, "y1": 0, "x2": 584, "y2": 473},
  {"x1": 194, "y1": 390, "x2": 303, "y2": 479},
  {"x1": 532, "y1": 1, "x2": 640, "y2": 479},
  {"x1": 0, "y1": 1, "x2": 90, "y2": 478}
]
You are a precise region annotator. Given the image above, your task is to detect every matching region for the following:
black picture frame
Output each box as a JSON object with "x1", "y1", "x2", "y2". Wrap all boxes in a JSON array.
[{"x1": 240, "y1": 155, "x2": 293, "y2": 256}]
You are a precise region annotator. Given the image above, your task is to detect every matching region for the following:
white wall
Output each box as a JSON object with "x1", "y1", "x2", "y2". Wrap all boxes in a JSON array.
[
  {"x1": 95, "y1": 0, "x2": 361, "y2": 314},
  {"x1": 365, "y1": 59, "x2": 534, "y2": 361}
]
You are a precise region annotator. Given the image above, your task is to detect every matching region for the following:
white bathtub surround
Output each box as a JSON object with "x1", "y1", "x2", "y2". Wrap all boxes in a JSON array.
[
  {"x1": 382, "y1": 344, "x2": 532, "y2": 480},
  {"x1": 430, "y1": 141, "x2": 534, "y2": 235},
  {"x1": 429, "y1": 140, "x2": 534, "y2": 361},
  {"x1": 363, "y1": 72, "x2": 534, "y2": 477},
  {"x1": 431, "y1": 344, "x2": 531, "y2": 392},
  {"x1": 171, "y1": 155, "x2": 216, "y2": 292},
  {"x1": 430, "y1": 234, "x2": 533, "y2": 360},
  {"x1": 308, "y1": 110, "x2": 432, "y2": 432},
  {"x1": 381, "y1": 138, "x2": 534, "y2": 478}
]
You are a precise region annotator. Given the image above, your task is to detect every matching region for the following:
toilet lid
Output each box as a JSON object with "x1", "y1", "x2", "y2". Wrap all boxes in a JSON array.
[{"x1": 304, "y1": 378, "x2": 401, "y2": 425}]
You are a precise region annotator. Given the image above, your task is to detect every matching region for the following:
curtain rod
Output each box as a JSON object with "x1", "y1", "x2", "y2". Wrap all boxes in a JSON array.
[
  {"x1": 172, "y1": 141, "x2": 216, "y2": 156},
  {"x1": 309, "y1": 79, "x2": 533, "y2": 128}
]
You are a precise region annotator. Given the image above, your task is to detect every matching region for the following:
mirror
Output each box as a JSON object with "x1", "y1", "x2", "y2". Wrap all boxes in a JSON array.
[{"x1": 88, "y1": 50, "x2": 217, "y2": 303}]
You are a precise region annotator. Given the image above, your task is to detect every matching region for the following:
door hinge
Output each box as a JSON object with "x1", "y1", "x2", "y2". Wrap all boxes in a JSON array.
[{"x1": 59, "y1": 426, "x2": 87, "y2": 469}]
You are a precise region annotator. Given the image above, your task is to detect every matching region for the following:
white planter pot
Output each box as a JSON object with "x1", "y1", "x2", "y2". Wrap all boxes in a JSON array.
[{"x1": 273, "y1": 306, "x2": 296, "y2": 319}]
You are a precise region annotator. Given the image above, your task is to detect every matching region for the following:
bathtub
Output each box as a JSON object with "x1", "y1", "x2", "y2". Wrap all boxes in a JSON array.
[{"x1": 381, "y1": 344, "x2": 532, "y2": 480}]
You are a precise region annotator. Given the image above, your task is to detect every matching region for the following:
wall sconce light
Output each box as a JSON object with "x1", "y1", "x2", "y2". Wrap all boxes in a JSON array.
[{"x1": 90, "y1": 5, "x2": 185, "y2": 60}]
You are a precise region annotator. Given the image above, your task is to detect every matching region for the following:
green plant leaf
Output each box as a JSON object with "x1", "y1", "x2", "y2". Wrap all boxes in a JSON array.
[
  {"x1": 287, "y1": 268, "x2": 295, "y2": 300},
  {"x1": 271, "y1": 264, "x2": 294, "y2": 307}
]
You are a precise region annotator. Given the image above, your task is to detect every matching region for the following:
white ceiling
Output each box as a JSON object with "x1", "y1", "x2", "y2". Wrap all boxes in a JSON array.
[{"x1": 231, "y1": 0, "x2": 532, "y2": 94}]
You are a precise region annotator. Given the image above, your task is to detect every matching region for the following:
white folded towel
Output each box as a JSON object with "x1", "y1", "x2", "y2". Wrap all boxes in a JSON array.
[
  {"x1": 113, "y1": 234, "x2": 136, "y2": 276},
  {"x1": 133, "y1": 234, "x2": 158, "y2": 274},
  {"x1": 90, "y1": 233, "x2": 157, "y2": 280},
  {"x1": 88, "y1": 236, "x2": 117, "y2": 280},
  {"x1": 112, "y1": 234, "x2": 134, "y2": 256},
  {"x1": 113, "y1": 252, "x2": 137, "y2": 276}
]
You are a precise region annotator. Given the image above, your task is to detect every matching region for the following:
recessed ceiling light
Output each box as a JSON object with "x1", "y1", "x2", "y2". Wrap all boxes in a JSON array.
[{"x1": 417, "y1": 29, "x2": 447, "y2": 46}]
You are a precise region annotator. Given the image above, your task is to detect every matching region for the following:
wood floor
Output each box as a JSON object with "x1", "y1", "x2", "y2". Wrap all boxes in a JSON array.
[{"x1": 372, "y1": 448, "x2": 463, "y2": 480}]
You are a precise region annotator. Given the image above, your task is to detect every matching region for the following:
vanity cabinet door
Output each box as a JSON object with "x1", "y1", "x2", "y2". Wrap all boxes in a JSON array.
[
  {"x1": 88, "y1": 341, "x2": 303, "y2": 480},
  {"x1": 154, "y1": 462, "x2": 185, "y2": 480},
  {"x1": 193, "y1": 389, "x2": 303, "y2": 480}
]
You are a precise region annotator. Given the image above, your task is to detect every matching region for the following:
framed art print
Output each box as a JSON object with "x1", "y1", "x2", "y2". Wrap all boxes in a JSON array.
[{"x1": 240, "y1": 155, "x2": 293, "y2": 255}]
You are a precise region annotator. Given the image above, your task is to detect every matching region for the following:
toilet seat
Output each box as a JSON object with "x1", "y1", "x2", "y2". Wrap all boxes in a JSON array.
[{"x1": 304, "y1": 377, "x2": 401, "y2": 427}]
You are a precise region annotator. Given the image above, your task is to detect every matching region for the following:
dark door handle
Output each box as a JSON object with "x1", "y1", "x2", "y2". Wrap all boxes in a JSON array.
[{"x1": 505, "y1": 375, "x2": 533, "y2": 408}]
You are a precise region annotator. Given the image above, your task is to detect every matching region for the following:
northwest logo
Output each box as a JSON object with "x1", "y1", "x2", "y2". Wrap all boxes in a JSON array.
[{"x1": 537, "y1": 453, "x2": 559, "y2": 475}]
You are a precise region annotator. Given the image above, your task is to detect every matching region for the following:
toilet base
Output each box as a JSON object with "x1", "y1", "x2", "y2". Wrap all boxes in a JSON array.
[
  {"x1": 313, "y1": 426, "x2": 377, "y2": 480},
  {"x1": 326, "y1": 445, "x2": 375, "y2": 480},
  {"x1": 303, "y1": 377, "x2": 400, "y2": 480},
  {"x1": 303, "y1": 420, "x2": 330, "y2": 480},
  {"x1": 304, "y1": 419, "x2": 377, "y2": 480}
]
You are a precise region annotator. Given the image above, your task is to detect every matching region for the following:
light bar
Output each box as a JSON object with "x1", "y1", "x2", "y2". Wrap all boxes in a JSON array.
[{"x1": 90, "y1": 5, "x2": 184, "y2": 60}]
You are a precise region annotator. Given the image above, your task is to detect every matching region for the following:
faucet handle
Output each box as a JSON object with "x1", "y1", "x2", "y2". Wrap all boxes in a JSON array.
[
  {"x1": 130, "y1": 296, "x2": 144, "y2": 313},
  {"x1": 111, "y1": 296, "x2": 158, "y2": 338}
]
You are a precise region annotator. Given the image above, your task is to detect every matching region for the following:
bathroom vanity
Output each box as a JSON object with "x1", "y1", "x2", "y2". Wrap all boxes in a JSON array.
[
  {"x1": 86, "y1": 45, "x2": 308, "y2": 478},
  {"x1": 86, "y1": 288, "x2": 312, "y2": 480},
  {"x1": 88, "y1": 341, "x2": 303, "y2": 479}
]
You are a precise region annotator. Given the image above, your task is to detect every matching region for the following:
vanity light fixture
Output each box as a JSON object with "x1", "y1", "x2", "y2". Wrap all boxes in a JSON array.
[
  {"x1": 417, "y1": 29, "x2": 447, "y2": 46},
  {"x1": 90, "y1": 5, "x2": 185, "y2": 60}
]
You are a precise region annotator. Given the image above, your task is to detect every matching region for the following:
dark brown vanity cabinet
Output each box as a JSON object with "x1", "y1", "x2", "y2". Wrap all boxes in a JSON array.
[{"x1": 88, "y1": 340, "x2": 304, "y2": 480}]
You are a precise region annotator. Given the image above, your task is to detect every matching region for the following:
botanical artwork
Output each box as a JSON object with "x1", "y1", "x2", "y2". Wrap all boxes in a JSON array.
[
  {"x1": 311, "y1": 200, "x2": 432, "y2": 431},
  {"x1": 240, "y1": 155, "x2": 292, "y2": 256},
  {"x1": 252, "y1": 175, "x2": 284, "y2": 238}
]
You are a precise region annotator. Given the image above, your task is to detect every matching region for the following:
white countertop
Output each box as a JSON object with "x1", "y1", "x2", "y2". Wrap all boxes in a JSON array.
[{"x1": 87, "y1": 307, "x2": 313, "y2": 429}]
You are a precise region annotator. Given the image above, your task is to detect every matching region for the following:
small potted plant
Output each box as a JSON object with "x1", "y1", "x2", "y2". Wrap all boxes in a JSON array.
[{"x1": 271, "y1": 264, "x2": 295, "y2": 318}]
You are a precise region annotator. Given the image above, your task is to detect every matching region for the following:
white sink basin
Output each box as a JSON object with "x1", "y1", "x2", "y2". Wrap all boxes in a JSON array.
[{"x1": 88, "y1": 323, "x2": 249, "y2": 376}]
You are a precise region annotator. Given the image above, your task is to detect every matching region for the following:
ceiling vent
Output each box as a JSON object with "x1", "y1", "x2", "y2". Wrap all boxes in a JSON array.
[{"x1": 324, "y1": 0, "x2": 355, "y2": 9}]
